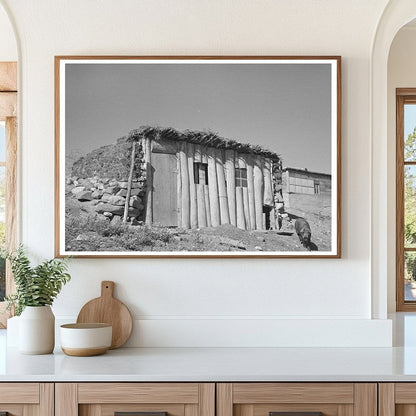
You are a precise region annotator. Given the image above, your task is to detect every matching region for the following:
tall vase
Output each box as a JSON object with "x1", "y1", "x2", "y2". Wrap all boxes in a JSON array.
[{"x1": 19, "y1": 306, "x2": 55, "y2": 354}]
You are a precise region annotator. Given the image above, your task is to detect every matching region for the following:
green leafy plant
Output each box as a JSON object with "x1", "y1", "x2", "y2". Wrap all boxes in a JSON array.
[{"x1": 4, "y1": 246, "x2": 71, "y2": 316}]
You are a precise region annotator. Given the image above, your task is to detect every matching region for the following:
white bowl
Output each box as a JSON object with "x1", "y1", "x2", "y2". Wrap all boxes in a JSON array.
[{"x1": 60, "y1": 323, "x2": 112, "y2": 356}]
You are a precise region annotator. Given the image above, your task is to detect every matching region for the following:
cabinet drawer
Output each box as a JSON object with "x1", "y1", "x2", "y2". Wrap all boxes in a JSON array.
[
  {"x1": 217, "y1": 383, "x2": 376, "y2": 416},
  {"x1": 56, "y1": 383, "x2": 215, "y2": 416}
]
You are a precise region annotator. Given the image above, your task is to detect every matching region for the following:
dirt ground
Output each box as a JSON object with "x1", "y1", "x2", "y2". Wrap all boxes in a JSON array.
[{"x1": 65, "y1": 192, "x2": 332, "y2": 253}]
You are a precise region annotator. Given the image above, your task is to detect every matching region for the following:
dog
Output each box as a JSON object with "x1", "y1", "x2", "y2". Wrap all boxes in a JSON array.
[{"x1": 295, "y1": 218, "x2": 311, "y2": 250}]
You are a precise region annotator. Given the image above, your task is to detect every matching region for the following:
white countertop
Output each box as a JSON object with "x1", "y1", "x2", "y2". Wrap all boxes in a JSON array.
[
  {"x1": 2, "y1": 313, "x2": 416, "y2": 382},
  {"x1": 2, "y1": 345, "x2": 416, "y2": 382}
]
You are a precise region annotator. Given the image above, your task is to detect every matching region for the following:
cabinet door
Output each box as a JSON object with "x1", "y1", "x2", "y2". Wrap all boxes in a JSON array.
[
  {"x1": 0, "y1": 383, "x2": 53, "y2": 415},
  {"x1": 56, "y1": 383, "x2": 215, "y2": 416},
  {"x1": 379, "y1": 383, "x2": 416, "y2": 416},
  {"x1": 217, "y1": 383, "x2": 377, "y2": 416}
]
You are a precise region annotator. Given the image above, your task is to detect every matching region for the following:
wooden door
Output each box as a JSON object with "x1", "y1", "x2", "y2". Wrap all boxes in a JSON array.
[
  {"x1": 55, "y1": 382, "x2": 215, "y2": 416},
  {"x1": 152, "y1": 152, "x2": 178, "y2": 226},
  {"x1": 217, "y1": 383, "x2": 376, "y2": 416}
]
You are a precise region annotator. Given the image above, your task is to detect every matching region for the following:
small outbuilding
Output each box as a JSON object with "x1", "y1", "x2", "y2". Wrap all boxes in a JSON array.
[
  {"x1": 71, "y1": 126, "x2": 283, "y2": 231},
  {"x1": 281, "y1": 167, "x2": 331, "y2": 209},
  {"x1": 282, "y1": 167, "x2": 331, "y2": 195}
]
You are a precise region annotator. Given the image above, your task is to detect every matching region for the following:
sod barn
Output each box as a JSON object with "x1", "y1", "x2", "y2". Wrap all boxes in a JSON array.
[{"x1": 69, "y1": 126, "x2": 283, "y2": 233}]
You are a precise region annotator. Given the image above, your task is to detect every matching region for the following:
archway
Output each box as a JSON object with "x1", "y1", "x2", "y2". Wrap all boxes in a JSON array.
[{"x1": 371, "y1": 0, "x2": 416, "y2": 319}]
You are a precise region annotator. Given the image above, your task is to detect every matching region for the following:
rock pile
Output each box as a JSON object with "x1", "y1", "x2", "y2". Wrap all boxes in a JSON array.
[
  {"x1": 67, "y1": 137, "x2": 147, "y2": 224},
  {"x1": 67, "y1": 176, "x2": 146, "y2": 224}
]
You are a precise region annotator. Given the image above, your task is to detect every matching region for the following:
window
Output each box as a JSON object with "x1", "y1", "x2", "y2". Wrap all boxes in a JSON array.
[
  {"x1": 0, "y1": 62, "x2": 17, "y2": 326},
  {"x1": 193, "y1": 162, "x2": 208, "y2": 185},
  {"x1": 314, "y1": 181, "x2": 320, "y2": 195},
  {"x1": 397, "y1": 89, "x2": 416, "y2": 311},
  {"x1": 235, "y1": 167, "x2": 247, "y2": 187}
]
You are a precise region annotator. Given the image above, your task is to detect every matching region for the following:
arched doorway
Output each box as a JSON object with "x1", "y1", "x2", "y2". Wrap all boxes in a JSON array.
[{"x1": 371, "y1": 1, "x2": 416, "y2": 319}]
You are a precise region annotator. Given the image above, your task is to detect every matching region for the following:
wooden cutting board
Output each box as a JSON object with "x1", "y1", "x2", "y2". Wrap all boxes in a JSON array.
[{"x1": 76, "y1": 281, "x2": 133, "y2": 349}]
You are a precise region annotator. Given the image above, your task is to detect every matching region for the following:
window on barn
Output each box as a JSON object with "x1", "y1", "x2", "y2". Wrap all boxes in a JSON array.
[
  {"x1": 314, "y1": 181, "x2": 320, "y2": 195},
  {"x1": 396, "y1": 89, "x2": 416, "y2": 311},
  {"x1": 235, "y1": 167, "x2": 247, "y2": 187},
  {"x1": 193, "y1": 162, "x2": 208, "y2": 185}
]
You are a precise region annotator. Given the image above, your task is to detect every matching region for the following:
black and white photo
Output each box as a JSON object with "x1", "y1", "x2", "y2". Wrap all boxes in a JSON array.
[{"x1": 55, "y1": 57, "x2": 341, "y2": 257}]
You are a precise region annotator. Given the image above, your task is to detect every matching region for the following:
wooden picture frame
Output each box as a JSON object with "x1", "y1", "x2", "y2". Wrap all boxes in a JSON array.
[{"x1": 55, "y1": 56, "x2": 341, "y2": 258}]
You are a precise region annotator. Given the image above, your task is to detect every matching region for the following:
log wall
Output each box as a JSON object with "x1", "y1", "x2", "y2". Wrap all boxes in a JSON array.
[{"x1": 150, "y1": 140, "x2": 279, "y2": 231}]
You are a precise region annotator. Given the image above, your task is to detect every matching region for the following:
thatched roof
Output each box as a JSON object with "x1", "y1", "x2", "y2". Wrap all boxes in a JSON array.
[{"x1": 127, "y1": 126, "x2": 281, "y2": 162}]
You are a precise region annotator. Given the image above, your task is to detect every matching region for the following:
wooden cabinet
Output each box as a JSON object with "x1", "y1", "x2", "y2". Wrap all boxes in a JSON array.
[
  {"x1": 0, "y1": 380, "x2": 412, "y2": 416},
  {"x1": 217, "y1": 383, "x2": 377, "y2": 416},
  {"x1": 0, "y1": 383, "x2": 53, "y2": 416},
  {"x1": 379, "y1": 383, "x2": 416, "y2": 416},
  {"x1": 55, "y1": 383, "x2": 215, "y2": 416}
]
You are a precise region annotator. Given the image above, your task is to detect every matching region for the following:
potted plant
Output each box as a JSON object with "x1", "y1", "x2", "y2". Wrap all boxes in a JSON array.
[{"x1": 5, "y1": 246, "x2": 71, "y2": 354}]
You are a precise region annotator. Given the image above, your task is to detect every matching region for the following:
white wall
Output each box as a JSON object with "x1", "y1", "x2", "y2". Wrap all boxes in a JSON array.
[
  {"x1": 0, "y1": 0, "x2": 393, "y2": 347},
  {"x1": 387, "y1": 26, "x2": 416, "y2": 312},
  {"x1": 0, "y1": 3, "x2": 16, "y2": 61}
]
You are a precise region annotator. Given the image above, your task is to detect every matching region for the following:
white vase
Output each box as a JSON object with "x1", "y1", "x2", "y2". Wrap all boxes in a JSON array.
[{"x1": 19, "y1": 306, "x2": 55, "y2": 354}]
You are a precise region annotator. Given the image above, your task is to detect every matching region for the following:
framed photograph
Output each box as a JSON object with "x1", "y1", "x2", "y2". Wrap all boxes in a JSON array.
[{"x1": 55, "y1": 56, "x2": 341, "y2": 258}]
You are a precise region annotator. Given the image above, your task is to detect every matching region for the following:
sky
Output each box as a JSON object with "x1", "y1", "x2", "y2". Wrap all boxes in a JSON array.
[
  {"x1": 65, "y1": 62, "x2": 332, "y2": 174},
  {"x1": 405, "y1": 104, "x2": 416, "y2": 141}
]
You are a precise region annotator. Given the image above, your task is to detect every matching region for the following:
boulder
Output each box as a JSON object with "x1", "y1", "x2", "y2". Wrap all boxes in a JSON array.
[
  {"x1": 95, "y1": 203, "x2": 124, "y2": 216},
  {"x1": 129, "y1": 197, "x2": 143, "y2": 209},
  {"x1": 108, "y1": 195, "x2": 126, "y2": 206},
  {"x1": 118, "y1": 181, "x2": 141, "y2": 189},
  {"x1": 71, "y1": 186, "x2": 85, "y2": 195},
  {"x1": 92, "y1": 190, "x2": 104, "y2": 199},
  {"x1": 130, "y1": 188, "x2": 142, "y2": 196},
  {"x1": 116, "y1": 189, "x2": 127, "y2": 197},
  {"x1": 101, "y1": 193, "x2": 111, "y2": 202},
  {"x1": 118, "y1": 182, "x2": 129, "y2": 189},
  {"x1": 95, "y1": 204, "x2": 140, "y2": 217},
  {"x1": 127, "y1": 207, "x2": 141, "y2": 217},
  {"x1": 75, "y1": 190, "x2": 93, "y2": 201},
  {"x1": 110, "y1": 215, "x2": 122, "y2": 225},
  {"x1": 117, "y1": 188, "x2": 142, "y2": 197},
  {"x1": 103, "y1": 211, "x2": 113, "y2": 218},
  {"x1": 77, "y1": 179, "x2": 94, "y2": 189},
  {"x1": 104, "y1": 186, "x2": 120, "y2": 195}
]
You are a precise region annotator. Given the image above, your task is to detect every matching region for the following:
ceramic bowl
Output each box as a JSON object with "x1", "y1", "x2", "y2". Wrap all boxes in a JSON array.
[{"x1": 60, "y1": 323, "x2": 112, "y2": 356}]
